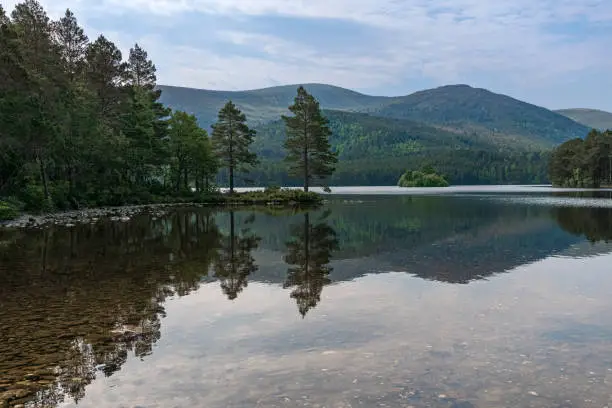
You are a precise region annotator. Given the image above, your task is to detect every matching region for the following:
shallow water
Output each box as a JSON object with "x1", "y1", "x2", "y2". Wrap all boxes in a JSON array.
[{"x1": 1, "y1": 190, "x2": 612, "y2": 407}]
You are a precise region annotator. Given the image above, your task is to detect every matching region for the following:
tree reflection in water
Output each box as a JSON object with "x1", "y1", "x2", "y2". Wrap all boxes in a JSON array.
[
  {"x1": 0, "y1": 210, "x2": 220, "y2": 407},
  {"x1": 212, "y1": 211, "x2": 261, "y2": 300},
  {"x1": 283, "y1": 211, "x2": 339, "y2": 317}
]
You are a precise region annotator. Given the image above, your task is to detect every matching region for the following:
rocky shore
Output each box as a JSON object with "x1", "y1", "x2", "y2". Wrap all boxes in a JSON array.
[{"x1": 0, "y1": 203, "x2": 185, "y2": 229}]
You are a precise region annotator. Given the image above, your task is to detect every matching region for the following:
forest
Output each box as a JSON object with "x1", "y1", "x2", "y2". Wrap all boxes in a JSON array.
[
  {"x1": 548, "y1": 129, "x2": 612, "y2": 187},
  {"x1": 0, "y1": 1, "x2": 218, "y2": 213},
  {"x1": 0, "y1": 2, "x2": 333, "y2": 218}
]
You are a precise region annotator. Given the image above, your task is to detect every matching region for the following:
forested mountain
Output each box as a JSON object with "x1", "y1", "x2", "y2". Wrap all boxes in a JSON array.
[
  {"x1": 158, "y1": 83, "x2": 588, "y2": 148},
  {"x1": 555, "y1": 108, "x2": 612, "y2": 131},
  {"x1": 248, "y1": 110, "x2": 550, "y2": 186}
]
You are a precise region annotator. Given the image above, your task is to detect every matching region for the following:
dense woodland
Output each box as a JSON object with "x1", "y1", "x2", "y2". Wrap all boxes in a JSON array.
[
  {"x1": 549, "y1": 129, "x2": 612, "y2": 187},
  {"x1": 0, "y1": 2, "x2": 334, "y2": 216},
  {"x1": 0, "y1": 1, "x2": 221, "y2": 212},
  {"x1": 252, "y1": 109, "x2": 550, "y2": 186}
]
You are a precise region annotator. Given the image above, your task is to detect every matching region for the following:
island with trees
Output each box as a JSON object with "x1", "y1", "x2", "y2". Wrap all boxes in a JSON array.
[
  {"x1": 0, "y1": 2, "x2": 337, "y2": 221},
  {"x1": 398, "y1": 166, "x2": 450, "y2": 187}
]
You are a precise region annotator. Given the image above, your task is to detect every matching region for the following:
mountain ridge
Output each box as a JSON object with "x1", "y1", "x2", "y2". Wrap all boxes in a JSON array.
[
  {"x1": 555, "y1": 108, "x2": 612, "y2": 131},
  {"x1": 157, "y1": 83, "x2": 589, "y2": 147}
]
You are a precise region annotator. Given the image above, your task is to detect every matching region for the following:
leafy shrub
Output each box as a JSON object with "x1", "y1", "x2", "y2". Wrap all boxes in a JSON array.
[
  {"x1": 0, "y1": 201, "x2": 19, "y2": 221},
  {"x1": 398, "y1": 168, "x2": 449, "y2": 187},
  {"x1": 19, "y1": 184, "x2": 55, "y2": 212}
]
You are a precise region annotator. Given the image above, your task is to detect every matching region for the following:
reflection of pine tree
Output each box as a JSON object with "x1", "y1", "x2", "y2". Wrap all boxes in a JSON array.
[
  {"x1": 283, "y1": 212, "x2": 339, "y2": 317},
  {"x1": 213, "y1": 212, "x2": 261, "y2": 300}
]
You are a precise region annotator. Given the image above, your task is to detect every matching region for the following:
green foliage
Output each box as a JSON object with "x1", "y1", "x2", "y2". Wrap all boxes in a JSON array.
[
  {"x1": 282, "y1": 86, "x2": 338, "y2": 191},
  {"x1": 251, "y1": 110, "x2": 549, "y2": 186},
  {"x1": 549, "y1": 130, "x2": 612, "y2": 187},
  {"x1": 225, "y1": 189, "x2": 322, "y2": 206},
  {"x1": 0, "y1": 2, "x2": 223, "y2": 213},
  {"x1": 398, "y1": 168, "x2": 449, "y2": 187},
  {"x1": 0, "y1": 200, "x2": 19, "y2": 221},
  {"x1": 168, "y1": 110, "x2": 218, "y2": 193},
  {"x1": 556, "y1": 108, "x2": 612, "y2": 131},
  {"x1": 211, "y1": 101, "x2": 258, "y2": 193}
]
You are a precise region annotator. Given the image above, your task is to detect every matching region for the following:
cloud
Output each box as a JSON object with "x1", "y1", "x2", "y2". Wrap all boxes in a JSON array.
[{"x1": 2, "y1": 0, "x2": 612, "y2": 108}]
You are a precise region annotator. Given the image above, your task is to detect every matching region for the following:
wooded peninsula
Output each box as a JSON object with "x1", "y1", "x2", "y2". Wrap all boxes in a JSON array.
[{"x1": 0, "y1": 2, "x2": 336, "y2": 220}]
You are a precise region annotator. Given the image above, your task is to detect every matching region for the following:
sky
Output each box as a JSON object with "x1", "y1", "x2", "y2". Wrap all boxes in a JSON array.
[{"x1": 3, "y1": 0, "x2": 612, "y2": 111}]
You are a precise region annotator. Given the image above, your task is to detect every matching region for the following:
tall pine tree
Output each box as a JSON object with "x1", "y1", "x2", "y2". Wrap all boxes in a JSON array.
[
  {"x1": 53, "y1": 9, "x2": 88, "y2": 81},
  {"x1": 86, "y1": 35, "x2": 126, "y2": 120},
  {"x1": 211, "y1": 101, "x2": 258, "y2": 193},
  {"x1": 127, "y1": 43, "x2": 156, "y2": 89},
  {"x1": 282, "y1": 86, "x2": 338, "y2": 192}
]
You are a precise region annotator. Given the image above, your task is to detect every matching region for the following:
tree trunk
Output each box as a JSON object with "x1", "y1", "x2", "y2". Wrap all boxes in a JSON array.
[
  {"x1": 37, "y1": 151, "x2": 50, "y2": 201},
  {"x1": 183, "y1": 167, "x2": 188, "y2": 190},
  {"x1": 230, "y1": 211, "x2": 235, "y2": 274},
  {"x1": 303, "y1": 145, "x2": 309, "y2": 192},
  {"x1": 304, "y1": 212, "x2": 309, "y2": 276}
]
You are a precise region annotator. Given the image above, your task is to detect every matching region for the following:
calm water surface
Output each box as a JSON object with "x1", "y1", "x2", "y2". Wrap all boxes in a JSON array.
[{"x1": 2, "y1": 188, "x2": 612, "y2": 407}]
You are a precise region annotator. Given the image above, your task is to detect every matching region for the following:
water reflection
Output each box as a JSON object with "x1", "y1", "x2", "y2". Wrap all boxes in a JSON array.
[
  {"x1": 1, "y1": 196, "x2": 612, "y2": 406},
  {"x1": 553, "y1": 206, "x2": 612, "y2": 243},
  {"x1": 213, "y1": 211, "x2": 261, "y2": 300},
  {"x1": 283, "y1": 212, "x2": 339, "y2": 317},
  {"x1": 0, "y1": 211, "x2": 219, "y2": 407}
]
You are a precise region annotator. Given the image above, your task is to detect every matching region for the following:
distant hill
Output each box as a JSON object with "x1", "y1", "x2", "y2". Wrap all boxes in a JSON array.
[
  {"x1": 555, "y1": 108, "x2": 612, "y2": 131},
  {"x1": 156, "y1": 83, "x2": 389, "y2": 130},
  {"x1": 158, "y1": 82, "x2": 591, "y2": 186},
  {"x1": 157, "y1": 83, "x2": 589, "y2": 147},
  {"x1": 373, "y1": 85, "x2": 589, "y2": 146}
]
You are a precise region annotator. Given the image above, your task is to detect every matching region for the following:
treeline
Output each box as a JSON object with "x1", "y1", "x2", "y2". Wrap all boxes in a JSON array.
[
  {"x1": 244, "y1": 150, "x2": 549, "y2": 186},
  {"x1": 0, "y1": 1, "x2": 220, "y2": 211},
  {"x1": 252, "y1": 109, "x2": 550, "y2": 186},
  {"x1": 0, "y1": 2, "x2": 335, "y2": 214},
  {"x1": 549, "y1": 129, "x2": 612, "y2": 187}
]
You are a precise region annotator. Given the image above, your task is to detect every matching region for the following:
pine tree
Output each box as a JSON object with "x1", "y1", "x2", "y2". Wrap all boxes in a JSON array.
[
  {"x1": 0, "y1": 5, "x2": 8, "y2": 26},
  {"x1": 53, "y1": 9, "x2": 88, "y2": 81},
  {"x1": 86, "y1": 35, "x2": 126, "y2": 119},
  {"x1": 211, "y1": 101, "x2": 258, "y2": 194},
  {"x1": 282, "y1": 86, "x2": 338, "y2": 192},
  {"x1": 127, "y1": 43, "x2": 156, "y2": 89},
  {"x1": 11, "y1": 0, "x2": 63, "y2": 202}
]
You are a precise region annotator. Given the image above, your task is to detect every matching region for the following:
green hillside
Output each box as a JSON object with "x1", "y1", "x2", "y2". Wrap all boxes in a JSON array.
[
  {"x1": 157, "y1": 83, "x2": 590, "y2": 186},
  {"x1": 373, "y1": 85, "x2": 589, "y2": 146},
  {"x1": 248, "y1": 110, "x2": 549, "y2": 186},
  {"x1": 555, "y1": 108, "x2": 612, "y2": 131},
  {"x1": 157, "y1": 83, "x2": 388, "y2": 130},
  {"x1": 157, "y1": 83, "x2": 588, "y2": 148}
]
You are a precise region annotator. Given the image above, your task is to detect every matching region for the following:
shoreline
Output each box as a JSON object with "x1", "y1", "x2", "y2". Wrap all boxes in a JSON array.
[{"x1": 0, "y1": 190, "x2": 323, "y2": 229}]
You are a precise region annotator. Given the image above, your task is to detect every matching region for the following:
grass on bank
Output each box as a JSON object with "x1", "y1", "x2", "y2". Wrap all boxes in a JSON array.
[{"x1": 0, "y1": 186, "x2": 323, "y2": 221}]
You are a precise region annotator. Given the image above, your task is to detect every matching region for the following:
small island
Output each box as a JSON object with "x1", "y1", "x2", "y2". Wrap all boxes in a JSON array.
[{"x1": 398, "y1": 166, "x2": 449, "y2": 187}]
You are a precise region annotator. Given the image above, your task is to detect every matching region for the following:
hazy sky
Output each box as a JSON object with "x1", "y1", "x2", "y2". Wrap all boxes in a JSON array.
[{"x1": 4, "y1": 0, "x2": 612, "y2": 111}]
